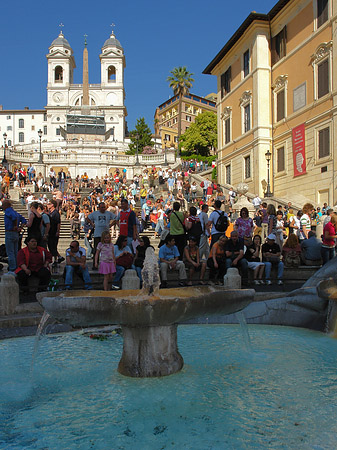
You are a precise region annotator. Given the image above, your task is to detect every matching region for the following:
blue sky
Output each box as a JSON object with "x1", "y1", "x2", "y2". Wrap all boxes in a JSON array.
[{"x1": 0, "y1": 0, "x2": 276, "y2": 132}]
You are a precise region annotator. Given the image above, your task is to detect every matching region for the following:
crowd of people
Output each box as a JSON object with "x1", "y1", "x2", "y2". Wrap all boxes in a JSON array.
[{"x1": 2, "y1": 164, "x2": 336, "y2": 292}]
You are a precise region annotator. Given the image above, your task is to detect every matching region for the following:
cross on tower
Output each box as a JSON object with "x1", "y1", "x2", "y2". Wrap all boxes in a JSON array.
[
  {"x1": 59, "y1": 23, "x2": 64, "y2": 34},
  {"x1": 84, "y1": 33, "x2": 88, "y2": 46},
  {"x1": 110, "y1": 23, "x2": 115, "y2": 29}
]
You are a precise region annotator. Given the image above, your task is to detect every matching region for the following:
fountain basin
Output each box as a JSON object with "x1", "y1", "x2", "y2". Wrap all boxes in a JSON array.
[
  {"x1": 37, "y1": 286, "x2": 254, "y2": 377},
  {"x1": 38, "y1": 286, "x2": 254, "y2": 327}
]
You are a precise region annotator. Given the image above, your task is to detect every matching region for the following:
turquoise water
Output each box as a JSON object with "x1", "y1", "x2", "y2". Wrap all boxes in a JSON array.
[{"x1": 0, "y1": 325, "x2": 337, "y2": 450}]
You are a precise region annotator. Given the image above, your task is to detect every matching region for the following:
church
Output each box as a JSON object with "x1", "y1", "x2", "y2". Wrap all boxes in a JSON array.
[{"x1": 0, "y1": 28, "x2": 140, "y2": 179}]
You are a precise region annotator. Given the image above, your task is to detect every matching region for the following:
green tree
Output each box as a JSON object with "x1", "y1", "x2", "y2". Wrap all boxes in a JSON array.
[
  {"x1": 128, "y1": 117, "x2": 154, "y2": 154},
  {"x1": 179, "y1": 111, "x2": 217, "y2": 156},
  {"x1": 167, "y1": 66, "x2": 194, "y2": 155}
]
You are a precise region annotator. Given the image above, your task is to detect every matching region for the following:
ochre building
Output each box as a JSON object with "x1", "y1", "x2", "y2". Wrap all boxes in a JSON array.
[{"x1": 204, "y1": 0, "x2": 336, "y2": 206}]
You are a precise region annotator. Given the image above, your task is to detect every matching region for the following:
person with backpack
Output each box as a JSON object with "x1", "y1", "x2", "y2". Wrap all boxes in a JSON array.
[
  {"x1": 207, "y1": 200, "x2": 229, "y2": 248},
  {"x1": 185, "y1": 206, "x2": 203, "y2": 246}
]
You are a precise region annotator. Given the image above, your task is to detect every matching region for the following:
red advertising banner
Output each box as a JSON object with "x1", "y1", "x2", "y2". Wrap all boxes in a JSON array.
[{"x1": 292, "y1": 124, "x2": 306, "y2": 177}]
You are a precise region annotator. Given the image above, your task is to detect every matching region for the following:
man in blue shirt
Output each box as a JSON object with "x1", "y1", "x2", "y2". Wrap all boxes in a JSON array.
[
  {"x1": 2, "y1": 200, "x2": 27, "y2": 272},
  {"x1": 159, "y1": 234, "x2": 186, "y2": 288}
]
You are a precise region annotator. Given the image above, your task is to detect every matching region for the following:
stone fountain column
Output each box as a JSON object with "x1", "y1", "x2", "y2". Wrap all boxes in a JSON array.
[{"x1": 118, "y1": 325, "x2": 183, "y2": 377}]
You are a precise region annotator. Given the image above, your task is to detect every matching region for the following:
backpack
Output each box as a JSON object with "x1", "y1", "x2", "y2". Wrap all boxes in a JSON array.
[
  {"x1": 188, "y1": 218, "x2": 203, "y2": 239},
  {"x1": 214, "y1": 210, "x2": 228, "y2": 232}
]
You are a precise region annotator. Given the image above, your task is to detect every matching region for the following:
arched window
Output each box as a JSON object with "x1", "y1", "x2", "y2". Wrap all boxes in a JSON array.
[
  {"x1": 19, "y1": 132, "x2": 24, "y2": 143},
  {"x1": 55, "y1": 66, "x2": 63, "y2": 82},
  {"x1": 108, "y1": 66, "x2": 116, "y2": 82},
  {"x1": 8, "y1": 140, "x2": 12, "y2": 147},
  {"x1": 19, "y1": 119, "x2": 24, "y2": 128}
]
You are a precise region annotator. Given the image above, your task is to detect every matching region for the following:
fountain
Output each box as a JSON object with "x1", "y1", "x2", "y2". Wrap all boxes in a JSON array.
[{"x1": 37, "y1": 248, "x2": 254, "y2": 377}]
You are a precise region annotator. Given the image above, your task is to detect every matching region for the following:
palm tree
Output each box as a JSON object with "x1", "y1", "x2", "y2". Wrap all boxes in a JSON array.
[{"x1": 167, "y1": 67, "x2": 194, "y2": 156}]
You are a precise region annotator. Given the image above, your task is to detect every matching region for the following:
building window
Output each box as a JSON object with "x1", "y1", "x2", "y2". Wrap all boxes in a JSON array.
[
  {"x1": 220, "y1": 67, "x2": 231, "y2": 99},
  {"x1": 174, "y1": 136, "x2": 179, "y2": 143},
  {"x1": 224, "y1": 117, "x2": 231, "y2": 144},
  {"x1": 8, "y1": 140, "x2": 12, "y2": 146},
  {"x1": 7, "y1": 126, "x2": 12, "y2": 131},
  {"x1": 19, "y1": 119, "x2": 24, "y2": 128},
  {"x1": 55, "y1": 66, "x2": 63, "y2": 82},
  {"x1": 244, "y1": 155, "x2": 251, "y2": 179},
  {"x1": 19, "y1": 132, "x2": 24, "y2": 142},
  {"x1": 277, "y1": 89, "x2": 285, "y2": 121},
  {"x1": 44, "y1": 113, "x2": 47, "y2": 121},
  {"x1": 32, "y1": 126, "x2": 35, "y2": 131},
  {"x1": 164, "y1": 134, "x2": 170, "y2": 141},
  {"x1": 56, "y1": 128, "x2": 61, "y2": 136},
  {"x1": 225, "y1": 164, "x2": 231, "y2": 184},
  {"x1": 186, "y1": 115, "x2": 192, "y2": 122},
  {"x1": 243, "y1": 50, "x2": 250, "y2": 77},
  {"x1": 43, "y1": 126, "x2": 47, "y2": 135},
  {"x1": 318, "y1": 59, "x2": 329, "y2": 98},
  {"x1": 272, "y1": 27, "x2": 287, "y2": 64},
  {"x1": 277, "y1": 146, "x2": 285, "y2": 172},
  {"x1": 6, "y1": 115, "x2": 11, "y2": 120},
  {"x1": 318, "y1": 127, "x2": 330, "y2": 158},
  {"x1": 108, "y1": 66, "x2": 116, "y2": 82},
  {"x1": 244, "y1": 104, "x2": 251, "y2": 132},
  {"x1": 317, "y1": 0, "x2": 328, "y2": 28},
  {"x1": 32, "y1": 115, "x2": 34, "y2": 120}
]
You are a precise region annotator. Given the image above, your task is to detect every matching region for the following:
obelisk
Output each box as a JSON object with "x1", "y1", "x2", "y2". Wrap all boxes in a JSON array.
[{"x1": 82, "y1": 34, "x2": 89, "y2": 106}]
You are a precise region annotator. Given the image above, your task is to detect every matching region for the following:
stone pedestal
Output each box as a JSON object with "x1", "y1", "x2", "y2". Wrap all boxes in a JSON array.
[
  {"x1": 118, "y1": 325, "x2": 184, "y2": 377},
  {"x1": 0, "y1": 273, "x2": 19, "y2": 315},
  {"x1": 121, "y1": 269, "x2": 140, "y2": 290},
  {"x1": 224, "y1": 268, "x2": 241, "y2": 289}
]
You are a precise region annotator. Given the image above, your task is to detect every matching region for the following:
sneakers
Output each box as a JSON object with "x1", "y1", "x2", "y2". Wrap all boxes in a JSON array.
[
  {"x1": 265, "y1": 280, "x2": 272, "y2": 285},
  {"x1": 259, "y1": 280, "x2": 265, "y2": 285},
  {"x1": 178, "y1": 281, "x2": 186, "y2": 287},
  {"x1": 277, "y1": 280, "x2": 284, "y2": 285},
  {"x1": 253, "y1": 280, "x2": 260, "y2": 285},
  {"x1": 58, "y1": 256, "x2": 65, "y2": 264},
  {"x1": 111, "y1": 284, "x2": 120, "y2": 290}
]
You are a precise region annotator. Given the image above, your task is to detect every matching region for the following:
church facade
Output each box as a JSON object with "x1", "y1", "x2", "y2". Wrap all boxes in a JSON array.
[{"x1": 0, "y1": 30, "x2": 140, "y2": 179}]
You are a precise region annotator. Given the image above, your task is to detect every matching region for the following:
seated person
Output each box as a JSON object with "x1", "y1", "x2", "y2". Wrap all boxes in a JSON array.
[
  {"x1": 300, "y1": 231, "x2": 322, "y2": 266},
  {"x1": 207, "y1": 234, "x2": 227, "y2": 285},
  {"x1": 262, "y1": 234, "x2": 284, "y2": 285},
  {"x1": 114, "y1": 235, "x2": 135, "y2": 286},
  {"x1": 244, "y1": 235, "x2": 265, "y2": 285},
  {"x1": 15, "y1": 236, "x2": 52, "y2": 289},
  {"x1": 282, "y1": 234, "x2": 301, "y2": 267},
  {"x1": 134, "y1": 236, "x2": 151, "y2": 284},
  {"x1": 184, "y1": 236, "x2": 207, "y2": 285},
  {"x1": 65, "y1": 240, "x2": 92, "y2": 290},
  {"x1": 224, "y1": 231, "x2": 248, "y2": 285},
  {"x1": 159, "y1": 234, "x2": 187, "y2": 288}
]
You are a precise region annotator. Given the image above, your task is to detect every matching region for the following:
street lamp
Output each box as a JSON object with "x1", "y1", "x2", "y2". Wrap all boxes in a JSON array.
[
  {"x1": 164, "y1": 137, "x2": 168, "y2": 166},
  {"x1": 135, "y1": 133, "x2": 140, "y2": 165},
  {"x1": 38, "y1": 129, "x2": 43, "y2": 163},
  {"x1": 265, "y1": 149, "x2": 272, "y2": 197},
  {"x1": 2, "y1": 132, "x2": 8, "y2": 168}
]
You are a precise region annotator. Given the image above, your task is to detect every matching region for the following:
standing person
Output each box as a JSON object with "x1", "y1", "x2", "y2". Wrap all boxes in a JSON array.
[
  {"x1": 252, "y1": 194, "x2": 262, "y2": 212},
  {"x1": 2, "y1": 200, "x2": 27, "y2": 272},
  {"x1": 83, "y1": 210, "x2": 93, "y2": 259},
  {"x1": 169, "y1": 202, "x2": 187, "y2": 260},
  {"x1": 234, "y1": 207, "x2": 254, "y2": 241},
  {"x1": 207, "y1": 200, "x2": 229, "y2": 248},
  {"x1": 47, "y1": 200, "x2": 62, "y2": 266},
  {"x1": 37, "y1": 203, "x2": 50, "y2": 250},
  {"x1": 95, "y1": 230, "x2": 118, "y2": 291},
  {"x1": 260, "y1": 202, "x2": 269, "y2": 242},
  {"x1": 49, "y1": 167, "x2": 56, "y2": 188},
  {"x1": 58, "y1": 168, "x2": 67, "y2": 193},
  {"x1": 27, "y1": 163, "x2": 35, "y2": 184},
  {"x1": 198, "y1": 203, "x2": 210, "y2": 261},
  {"x1": 267, "y1": 204, "x2": 277, "y2": 236},
  {"x1": 26, "y1": 201, "x2": 43, "y2": 245},
  {"x1": 87, "y1": 202, "x2": 117, "y2": 270},
  {"x1": 299, "y1": 203, "x2": 314, "y2": 241},
  {"x1": 117, "y1": 198, "x2": 138, "y2": 251},
  {"x1": 321, "y1": 213, "x2": 337, "y2": 265},
  {"x1": 275, "y1": 210, "x2": 285, "y2": 250}
]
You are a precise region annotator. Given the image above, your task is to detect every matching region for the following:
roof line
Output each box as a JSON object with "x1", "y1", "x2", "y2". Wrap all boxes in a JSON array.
[{"x1": 203, "y1": 0, "x2": 291, "y2": 74}]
